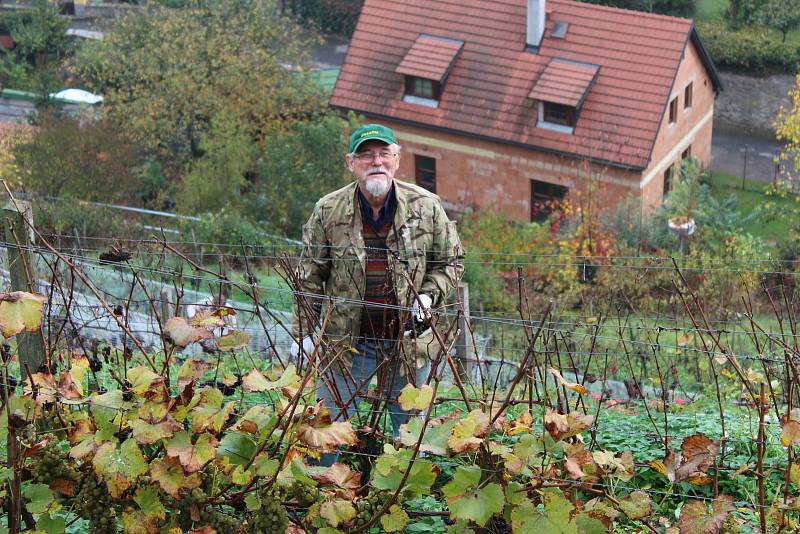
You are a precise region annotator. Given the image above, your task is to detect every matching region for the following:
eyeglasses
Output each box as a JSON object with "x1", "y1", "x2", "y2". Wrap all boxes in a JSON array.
[{"x1": 352, "y1": 150, "x2": 397, "y2": 163}]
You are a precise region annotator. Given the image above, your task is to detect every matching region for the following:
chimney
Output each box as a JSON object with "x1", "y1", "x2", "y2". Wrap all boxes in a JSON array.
[{"x1": 527, "y1": 0, "x2": 546, "y2": 49}]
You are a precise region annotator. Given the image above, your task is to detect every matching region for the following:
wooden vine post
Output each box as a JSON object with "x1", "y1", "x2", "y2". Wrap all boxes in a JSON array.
[
  {"x1": 454, "y1": 282, "x2": 475, "y2": 384},
  {"x1": 2, "y1": 199, "x2": 45, "y2": 379}
]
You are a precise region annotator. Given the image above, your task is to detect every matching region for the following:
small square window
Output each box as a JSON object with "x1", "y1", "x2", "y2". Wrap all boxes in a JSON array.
[
  {"x1": 531, "y1": 179, "x2": 568, "y2": 222},
  {"x1": 415, "y1": 155, "x2": 436, "y2": 193},
  {"x1": 543, "y1": 102, "x2": 576, "y2": 127},
  {"x1": 669, "y1": 97, "x2": 678, "y2": 124},
  {"x1": 684, "y1": 82, "x2": 693, "y2": 109},
  {"x1": 405, "y1": 76, "x2": 440, "y2": 100}
]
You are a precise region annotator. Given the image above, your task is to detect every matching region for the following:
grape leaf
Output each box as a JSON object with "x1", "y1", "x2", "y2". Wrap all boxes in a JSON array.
[
  {"x1": 22, "y1": 483, "x2": 55, "y2": 514},
  {"x1": 296, "y1": 406, "x2": 356, "y2": 453},
  {"x1": 442, "y1": 465, "x2": 504, "y2": 527},
  {"x1": 218, "y1": 329, "x2": 250, "y2": 351},
  {"x1": 648, "y1": 434, "x2": 718, "y2": 484},
  {"x1": 122, "y1": 485, "x2": 166, "y2": 534},
  {"x1": 230, "y1": 405, "x2": 275, "y2": 435},
  {"x1": 320, "y1": 499, "x2": 356, "y2": 528},
  {"x1": 93, "y1": 439, "x2": 148, "y2": 498},
  {"x1": 448, "y1": 410, "x2": 490, "y2": 453},
  {"x1": 189, "y1": 308, "x2": 228, "y2": 328},
  {"x1": 129, "y1": 402, "x2": 182, "y2": 445},
  {"x1": 678, "y1": 495, "x2": 734, "y2": 534},
  {"x1": 398, "y1": 384, "x2": 434, "y2": 411},
  {"x1": 548, "y1": 368, "x2": 588, "y2": 394},
  {"x1": 0, "y1": 291, "x2": 45, "y2": 338},
  {"x1": 241, "y1": 364, "x2": 300, "y2": 393},
  {"x1": 399, "y1": 417, "x2": 456, "y2": 456},
  {"x1": 619, "y1": 490, "x2": 652, "y2": 520},
  {"x1": 150, "y1": 456, "x2": 203, "y2": 498},
  {"x1": 372, "y1": 444, "x2": 437, "y2": 497},
  {"x1": 25, "y1": 372, "x2": 58, "y2": 405},
  {"x1": 216, "y1": 431, "x2": 257, "y2": 466},
  {"x1": 191, "y1": 389, "x2": 235, "y2": 434},
  {"x1": 380, "y1": 504, "x2": 409, "y2": 532},
  {"x1": 512, "y1": 489, "x2": 576, "y2": 534},
  {"x1": 163, "y1": 316, "x2": 214, "y2": 347},
  {"x1": 166, "y1": 431, "x2": 218, "y2": 473},
  {"x1": 503, "y1": 410, "x2": 533, "y2": 436},
  {"x1": 177, "y1": 359, "x2": 212, "y2": 390},
  {"x1": 592, "y1": 450, "x2": 635, "y2": 482},
  {"x1": 127, "y1": 366, "x2": 168, "y2": 400},
  {"x1": 543, "y1": 409, "x2": 593, "y2": 441},
  {"x1": 313, "y1": 463, "x2": 360, "y2": 499}
]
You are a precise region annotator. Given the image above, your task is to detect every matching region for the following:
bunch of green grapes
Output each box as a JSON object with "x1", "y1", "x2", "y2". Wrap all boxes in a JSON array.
[
  {"x1": 198, "y1": 504, "x2": 241, "y2": 533},
  {"x1": 74, "y1": 470, "x2": 117, "y2": 534},
  {"x1": 175, "y1": 487, "x2": 208, "y2": 530},
  {"x1": 290, "y1": 479, "x2": 319, "y2": 507},
  {"x1": 247, "y1": 489, "x2": 289, "y2": 534},
  {"x1": 355, "y1": 490, "x2": 387, "y2": 527},
  {"x1": 31, "y1": 442, "x2": 76, "y2": 484}
]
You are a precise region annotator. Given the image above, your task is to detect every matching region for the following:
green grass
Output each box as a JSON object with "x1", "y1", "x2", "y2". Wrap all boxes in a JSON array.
[
  {"x1": 706, "y1": 171, "x2": 798, "y2": 243},
  {"x1": 694, "y1": 0, "x2": 727, "y2": 21}
]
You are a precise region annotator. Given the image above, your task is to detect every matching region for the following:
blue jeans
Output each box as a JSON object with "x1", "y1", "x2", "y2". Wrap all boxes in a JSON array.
[{"x1": 315, "y1": 340, "x2": 430, "y2": 464}]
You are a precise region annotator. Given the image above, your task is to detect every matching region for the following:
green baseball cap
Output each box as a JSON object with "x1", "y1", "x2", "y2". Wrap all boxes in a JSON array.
[{"x1": 348, "y1": 123, "x2": 397, "y2": 153}]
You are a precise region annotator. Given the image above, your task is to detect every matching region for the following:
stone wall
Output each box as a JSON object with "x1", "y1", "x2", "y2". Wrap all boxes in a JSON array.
[{"x1": 714, "y1": 71, "x2": 796, "y2": 139}]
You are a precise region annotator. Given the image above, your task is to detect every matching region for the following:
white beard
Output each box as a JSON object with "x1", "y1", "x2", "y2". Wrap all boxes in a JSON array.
[{"x1": 365, "y1": 175, "x2": 390, "y2": 197}]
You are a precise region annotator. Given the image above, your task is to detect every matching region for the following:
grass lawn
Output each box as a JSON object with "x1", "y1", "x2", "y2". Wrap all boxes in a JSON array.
[
  {"x1": 706, "y1": 170, "x2": 798, "y2": 243},
  {"x1": 694, "y1": 0, "x2": 727, "y2": 21}
]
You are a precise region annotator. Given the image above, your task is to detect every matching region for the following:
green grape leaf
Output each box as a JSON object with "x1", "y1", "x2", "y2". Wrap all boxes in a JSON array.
[
  {"x1": 245, "y1": 493, "x2": 262, "y2": 511},
  {"x1": 149, "y1": 456, "x2": 203, "y2": 498},
  {"x1": 253, "y1": 454, "x2": 279, "y2": 478},
  {"x1": 512, "y1": 489, "x2": 577, "y2": 534},
  {"x1": 129, "y1": 402, "x2": 182, "y2": 445},
  {"x1": 35, "y1": 513, "x2": 66, "y2": 534},
  {"x1": 217, "y1": 431, "x2": 257, "y2": 466},
  {"x1": 505, "y1": 481, "x2": 526, "y2": 506},
  {"x1": 399, "y1": 417, "x2": 455, "y2": 456},
  {"x1": 320, "y1": 499, "x2": 356, "y2": 528},
  {"x1": 381, "y1": 504, "x2": 410, "y2": 532},
  {"x1": 0, "y1": 291, "x2": 45, "y2": 338},
  {"x1": 372, "y1": 445, "x2": 437, "y2": 497},
  {"x1": 446, "y1": 520, "x2": 475, "y2": 534},
  {"x1": 177, "y1": 359, "x2": 212, "y2": 390},
  {"x1": 398, "y1": 384, "x2": 434, "y2": 411},
  {"x1": 23, "y1": 483, "x2": 55, "y2": 514},
  {"x1": 122, "y1": 485, "x2": 166, "y2": 534},
  {"x1": 218, "y1": 329, "x2": 250, "y2": 351},
  {"x1": 443, "y1": 465, "x2": 503, "y2": 527},
  {"x1": 166, "y1": 431, "x2": 218, "y2": 473},
  {"x1": 232, "y1": 465, "x2": 254, "y2": 485},
  {"x1": 134, "y1": 485, "x2": 166, "y2": 521},
  {"x1": 93, "y1": 439, "x2": 148, "y2": 498},
  {"x1": 576, "y1": 514, "x2": 608, "y2": 534},
  {"x1": 6, "y1": 395, "x2": 36, "y2": 428}
]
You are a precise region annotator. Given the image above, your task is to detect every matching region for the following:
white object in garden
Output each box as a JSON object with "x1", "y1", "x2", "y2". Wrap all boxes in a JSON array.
[{"x1": 48, "y1": 89, "x2": 104, "y2": 105}]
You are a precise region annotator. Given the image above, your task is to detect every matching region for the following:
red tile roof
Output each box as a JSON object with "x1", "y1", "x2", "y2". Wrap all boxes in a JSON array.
[
  {"x1": 528, "y1": 58, "x2": 598, "y2": 107},
  {"x1": 395, "y1": 34, "x2": 464, "y2": 82},
  {"x1": 331, "y1": 0, "x2": 720, "y2": 170}
]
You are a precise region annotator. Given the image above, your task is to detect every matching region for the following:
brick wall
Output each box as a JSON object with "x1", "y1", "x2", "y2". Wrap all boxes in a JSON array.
[
  {"x1": 640, "y1": 40, "x2": 717, "y2": 212},
  {"x1": 372, "y1": 120, "x2": 642, "y2": 222}
]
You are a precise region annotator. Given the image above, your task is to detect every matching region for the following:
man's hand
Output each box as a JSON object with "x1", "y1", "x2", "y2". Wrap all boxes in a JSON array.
[
  {"x1": 290, "y1": 335, "x2": 317, "y2": 359},
  {"x1": 412, "y1": 294, "x2": 433, "y2": 322}
]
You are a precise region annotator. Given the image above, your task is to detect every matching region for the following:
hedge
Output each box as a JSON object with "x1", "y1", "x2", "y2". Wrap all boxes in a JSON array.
[
  {"x1": 697, "y1": 21, "x2": 800, "y2": 75},
  {"x1": 288, "y1": 0, "x2": 364, "y2": 37}
]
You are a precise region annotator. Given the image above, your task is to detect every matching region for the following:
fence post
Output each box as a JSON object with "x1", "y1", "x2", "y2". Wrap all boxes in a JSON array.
[
  {"x1": 2, "y1": 200, "x2": 45, "y2": 379},
  {"x1": 454, "y1": 283, "x2": 475, "y2": 385}
]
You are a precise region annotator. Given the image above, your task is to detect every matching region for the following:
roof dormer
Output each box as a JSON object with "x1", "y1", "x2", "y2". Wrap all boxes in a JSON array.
[
  {"x1": 530, "y1": 58, "x2": 599, "y2": 134},
  {"x1": 396, "y1": 34, "x2": 464, "y2": 108}
]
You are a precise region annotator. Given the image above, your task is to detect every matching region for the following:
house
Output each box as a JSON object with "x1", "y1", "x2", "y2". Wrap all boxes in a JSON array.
[{"x1": 330, "y1": 0, "x2": 722, "y2": 221}]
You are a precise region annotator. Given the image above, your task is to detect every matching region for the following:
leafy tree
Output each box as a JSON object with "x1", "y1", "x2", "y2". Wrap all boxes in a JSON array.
[
  {"x1": 776, "y1": 76, "x2": 800, "y2": 178},
  {"x1": 247, "y1": 113, "x2": 351, "y2": 238},
  {"x1": 579, "y1": 0, "x2": 693, "y2": 17},
  {"x1": 758, "y1": 0, "x2": 800, "y2": 41},
  {"x1": 74, "y1": 0, "x2": 327, "y2": 171},
  {"x1": 13, "y1": 112, "x2": 142, "y2": 203}
]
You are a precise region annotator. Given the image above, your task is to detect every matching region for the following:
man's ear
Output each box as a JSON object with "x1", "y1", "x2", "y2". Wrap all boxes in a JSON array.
[{"x1": 345, "y1": 155, "x2": 354, "y2": 172}]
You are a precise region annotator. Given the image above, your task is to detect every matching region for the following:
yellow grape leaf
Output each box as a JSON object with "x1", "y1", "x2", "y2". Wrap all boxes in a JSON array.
[
  {"x1": 0, "y1": 291, "x2": 45, "y2": 338},
  {"x1": 548, "y1": 368, "x2": 588, "y2": 394},
  {"x1": 162, "y1": 317, "x2": 213, "y2": 348},
  {"x1": 397, "y1": 384, "x2": 434, "y2": 411}
]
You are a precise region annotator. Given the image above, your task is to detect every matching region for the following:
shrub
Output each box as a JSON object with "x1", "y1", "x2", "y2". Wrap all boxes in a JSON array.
[
  {"x1": 579, "y1": 0, "x2": 693, "y2": 18},
  {"x1": 696, "y1": 20, "x2": 800, "y2": 75},
  {"x1": 289, "y1": 0, "x2": 364, "y2": 37}
]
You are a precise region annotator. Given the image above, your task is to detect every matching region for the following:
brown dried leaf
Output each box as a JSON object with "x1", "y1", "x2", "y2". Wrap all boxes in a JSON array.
[
  {"x1": 678, "y1": 495, "x2": 734, "y2": 534},
  {"x1": 163, "y1": 317, "x2": 214, "y2": 348},
  {"x1": 543, "y1": 409, "x2": 593, "y2": 441}
]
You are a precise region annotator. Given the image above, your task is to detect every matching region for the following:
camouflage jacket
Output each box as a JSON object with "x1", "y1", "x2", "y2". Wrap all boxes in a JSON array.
[{"x1": 292, "y1": 179, "x2": 463, "y2": 352}]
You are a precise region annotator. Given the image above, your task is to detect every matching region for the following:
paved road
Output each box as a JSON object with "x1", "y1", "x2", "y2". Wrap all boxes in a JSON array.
[{"x1": 711, "y1": 130, "x2": 794, "y2": 183}]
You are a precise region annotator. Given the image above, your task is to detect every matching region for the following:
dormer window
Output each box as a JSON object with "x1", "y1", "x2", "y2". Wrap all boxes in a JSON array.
[
  {"x1": 530, "y1": 58, "x2": 599, "y2": 134},
  {"x1": 405, "y1": 77, "x2": 440, "y2": 101},
  {"x1": 396, "y1": 34, "x2": 464, "y2": 108}
]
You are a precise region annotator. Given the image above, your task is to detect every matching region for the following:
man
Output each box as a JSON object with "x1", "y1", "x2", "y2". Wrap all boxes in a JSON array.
[{"x1": 290, "y1": 123, "x2": 463, "y2": 441}]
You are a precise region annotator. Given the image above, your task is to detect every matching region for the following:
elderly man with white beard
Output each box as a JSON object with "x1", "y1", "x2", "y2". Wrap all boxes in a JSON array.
[{"x1": 290, "y1": 123, "x2": 463, "y2": 460}]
